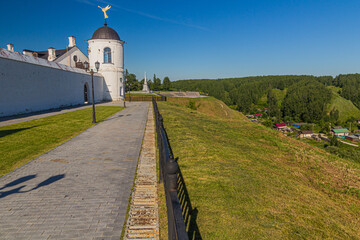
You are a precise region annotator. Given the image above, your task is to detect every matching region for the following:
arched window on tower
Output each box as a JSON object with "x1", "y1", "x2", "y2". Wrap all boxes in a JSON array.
[{"x1": 104, "y1": 47, "x2": 112, "y2": 63}]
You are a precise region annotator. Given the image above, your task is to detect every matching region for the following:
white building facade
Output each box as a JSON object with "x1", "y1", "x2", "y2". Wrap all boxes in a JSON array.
[
  {"x1": 20, "y1": 36, "x2": 89, "y2": 68},
  {"x1": 0, "y1": 23, "x2": 125, "y2": 117},
  {"x1": 56, "y1": 37, "x2": 89, "y2": 68},
  {"x1": 87, "y1": 25, "x2": 125, "y2": 101},
  {"x1": 0, "y1": 48, "x2": 104, "y2": 117}
]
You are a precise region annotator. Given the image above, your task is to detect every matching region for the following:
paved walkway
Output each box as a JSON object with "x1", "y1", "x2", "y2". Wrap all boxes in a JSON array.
[
  {"x1": 0, "y1": 102, "x2": 149, "y2": 240},
  {"x1": 0, "y1": 101, "x2": 126, "y2": 127},
  {"x1": 124, "y1": 103, "x2": 159, "y2": 240}
]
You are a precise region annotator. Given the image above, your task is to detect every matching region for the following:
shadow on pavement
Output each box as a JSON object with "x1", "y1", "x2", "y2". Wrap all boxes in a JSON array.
[
  {"x1": 30, "y1": 174, "x2": 65, "y2": 191},
  {"x1": 0, "y1": 174, "x2": 36, "y2": 190},
  {"x1": 102, "y1": 114, "x2": 124, "y2": 122},
  {"x1": 0, "y1": 174, "x2": 65, "y2": 199}
]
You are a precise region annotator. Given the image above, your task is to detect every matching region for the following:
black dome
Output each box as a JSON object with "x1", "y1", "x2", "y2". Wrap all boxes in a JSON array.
[{"x1": 91, "y1": 26, "x2": 120, "y2": 40}]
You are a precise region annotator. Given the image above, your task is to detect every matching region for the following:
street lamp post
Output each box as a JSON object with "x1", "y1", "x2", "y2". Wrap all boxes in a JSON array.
[
  {"x1": 123, "y1": 78, "x2": 127, "y2": 108},
  {"x1": 84, "y1": 61, "x2": 100, "y2": 123}
]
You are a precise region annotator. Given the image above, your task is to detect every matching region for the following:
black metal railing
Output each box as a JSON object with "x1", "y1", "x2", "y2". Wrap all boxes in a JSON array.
[
  {"x1": 125, "y1": 95, "x2": 167, "y2": 102},
  {"x1": 152, "y1": 97, "x2": 189, "y2": 240}
]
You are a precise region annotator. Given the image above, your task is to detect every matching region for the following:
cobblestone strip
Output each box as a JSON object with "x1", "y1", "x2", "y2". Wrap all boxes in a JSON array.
[{"x1": 124, "y1": 103, "x2": 159, "y2": 240}]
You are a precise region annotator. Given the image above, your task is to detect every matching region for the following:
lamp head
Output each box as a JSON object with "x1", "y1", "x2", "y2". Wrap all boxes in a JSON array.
[
  {"x1": 95, "y1": 61, "x2": 100, "y2": 71},
  {"x1": 84, "y1": 61, "x2": 89, "y2": 70}
]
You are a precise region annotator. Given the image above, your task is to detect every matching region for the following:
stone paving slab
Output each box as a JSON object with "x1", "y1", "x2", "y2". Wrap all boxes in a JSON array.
[{"x1": 0, "y1": 102, "x2": 149, "y2": 240}]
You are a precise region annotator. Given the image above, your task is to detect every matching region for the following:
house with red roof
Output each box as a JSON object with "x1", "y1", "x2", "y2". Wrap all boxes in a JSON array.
[{"x1": 275, "y1": 122, "x2": 286, "y2": 129}]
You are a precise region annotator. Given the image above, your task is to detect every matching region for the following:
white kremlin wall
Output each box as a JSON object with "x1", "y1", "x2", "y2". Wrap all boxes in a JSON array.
[{"x1": 0, "y1": 48, "x2": 105, "y2": 117}]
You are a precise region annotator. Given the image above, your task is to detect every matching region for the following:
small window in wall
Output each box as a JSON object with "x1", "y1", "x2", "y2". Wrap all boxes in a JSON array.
[
  {"x1": 120, "y1": 87, "x2": 122, "y2": 95},
  {"x1": 104, "y1": 47, "x2": 111, "y2": 63}
]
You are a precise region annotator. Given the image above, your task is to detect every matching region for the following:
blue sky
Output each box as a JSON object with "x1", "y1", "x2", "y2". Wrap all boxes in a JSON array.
[{"x1": 1, "y1": 0, "x2": 360, "y2": 81}]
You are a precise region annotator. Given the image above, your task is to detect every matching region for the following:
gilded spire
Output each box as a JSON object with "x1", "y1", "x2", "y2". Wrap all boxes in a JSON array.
[{"x1": 98, "y1": 5, "x2": 111, "y2": 26}]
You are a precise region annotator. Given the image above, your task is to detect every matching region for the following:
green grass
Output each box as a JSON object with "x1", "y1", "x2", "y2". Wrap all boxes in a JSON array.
[
  {"x1": 326, "y1": 86, "x2": 360, "y2": 122},
  {"x1": 157, "y1": 98, "x2": 360, "y2": 239},
  {"x1": 0, "y1": 106, "x2": 123, "y2": 177}
]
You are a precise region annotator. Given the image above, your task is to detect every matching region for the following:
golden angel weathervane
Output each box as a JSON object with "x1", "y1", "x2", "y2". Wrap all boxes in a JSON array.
[{"x1": 98, "y1": 5, "x2": 111, "y2": 25}]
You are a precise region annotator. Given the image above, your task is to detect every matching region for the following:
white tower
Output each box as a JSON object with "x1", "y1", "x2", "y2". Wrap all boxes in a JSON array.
[{"x1": 88, "y1": 23, "x2": 125, "y2": 101}]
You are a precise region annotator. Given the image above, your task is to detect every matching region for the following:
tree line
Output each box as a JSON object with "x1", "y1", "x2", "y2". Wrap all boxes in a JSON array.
[
  {"x1": 125, "y1": 70, "x2": 171, "y2": 91},
  {"x1": 172, "y1": 74, "x2": 360, "y2": 123}
]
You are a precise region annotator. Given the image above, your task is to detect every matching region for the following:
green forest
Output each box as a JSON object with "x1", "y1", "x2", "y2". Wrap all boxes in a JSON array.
[
  {"x1": 171, "y1": 74, "x2": 360, "y2": 124},
  {"x1": 125, "y1": 70, "x2": 171, "y2": 91}
]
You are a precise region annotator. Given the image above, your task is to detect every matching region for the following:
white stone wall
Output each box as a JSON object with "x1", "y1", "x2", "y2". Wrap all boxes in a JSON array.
[
  {"x1": 0, "y1": 49, "x2": 104, "y2": 117},
  {"x1": 88, "y1": 39, "x2": 124, "y2": 101}
]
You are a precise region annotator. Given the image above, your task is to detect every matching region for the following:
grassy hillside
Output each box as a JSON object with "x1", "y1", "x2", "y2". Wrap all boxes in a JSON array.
[
  {"x1": 326, "y1": 86, "x2": 360, "y2": 122},
  {"x1": 167, "y1": 97, "x2": 245, "y2": 120},
  {"x1": 158, "y1": 97, "x2": 360, "y2": 239}
]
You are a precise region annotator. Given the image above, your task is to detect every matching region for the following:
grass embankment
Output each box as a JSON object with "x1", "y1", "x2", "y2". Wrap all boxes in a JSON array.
[
  {"x1": 0, "y1": 106, "x2": 123, "y2": 177},
  {"x1": 167, "y1": 97, "x2": 244, "y2": 120},
  {"x1": 158, "y1": 97, "x2": 360, "y2": 239},
  {"x1": 326, "y1": 86, "x2": 360, "y2": 122}
]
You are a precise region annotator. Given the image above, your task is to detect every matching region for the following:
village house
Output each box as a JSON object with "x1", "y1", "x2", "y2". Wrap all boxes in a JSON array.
[
  {"x1": 345, "y1": 135, "x2": 359, "y2": 141},
  {"x1": 297, "y1": 130, "x2": 313, "y2": 139},
  {"x1": 275, "y1": 122, "x2": 287, "y2": 130},
  {"x1": 275, "y1": 123, "x2": 294, "y2": 133},
  {"x1": 331, "y1": 128, "x2": 350, "y2": 137}
]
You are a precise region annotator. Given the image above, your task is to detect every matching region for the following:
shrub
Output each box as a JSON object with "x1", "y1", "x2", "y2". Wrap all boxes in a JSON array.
[
  {"x1": 263, "y1": 119, "x2": 274, "y2": 128},
  {"x1": 330, "y1": 135, "x2": 339, "y2": 147},
  {"x1": 186, "y1": 100, "x2": 198, "y2": 110}
]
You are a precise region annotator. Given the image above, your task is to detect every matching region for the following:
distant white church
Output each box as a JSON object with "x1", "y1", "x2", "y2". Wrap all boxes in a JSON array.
[{"x1": 0, "y1": 22, "x2": 125, "y2": 117}]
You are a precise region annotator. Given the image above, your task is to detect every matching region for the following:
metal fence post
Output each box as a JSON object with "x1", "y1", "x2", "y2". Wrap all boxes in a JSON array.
[{"x1": 166, "y1": 155, "x2": 179, "y2": 192}]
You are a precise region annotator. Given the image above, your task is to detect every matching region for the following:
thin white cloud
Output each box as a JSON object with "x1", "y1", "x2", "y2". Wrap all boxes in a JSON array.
[
  {"x1": 77, "y1": 0, "x2": 210, "y2": 31},
  {"x1": 75, "y1": 0, "x2": 97, "y2": 6}
]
